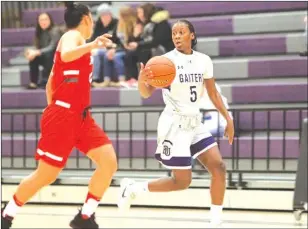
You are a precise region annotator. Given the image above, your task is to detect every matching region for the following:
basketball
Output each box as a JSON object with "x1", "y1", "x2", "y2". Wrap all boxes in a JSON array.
[{"x1": 145, "y1": 56, "x2": 176, "y2": 88}]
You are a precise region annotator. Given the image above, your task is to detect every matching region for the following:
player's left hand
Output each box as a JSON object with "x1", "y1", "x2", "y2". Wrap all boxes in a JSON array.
[
  {"x1": 224, "y1": 119, "x2": 234, "y2": 145},
  {"x1": 139, "y1": 62, "x2": 154, "y2": 84},
  {"x1": 94, "y1": 33, "x2": 113, "y2": 48}
]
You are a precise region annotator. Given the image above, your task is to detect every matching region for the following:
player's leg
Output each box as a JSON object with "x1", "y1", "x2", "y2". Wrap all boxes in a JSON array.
[
  {"x1": 197, "y1": 146, "x2": 226, "y2": 225},
  {"x1": 118, "y1": 113, "x2": 193, "y2": 210},
  {"x1": 86, "y1": 144, "x2": 117, "y2": 198},
  {"x1": 197, "y1": 147, "x2": 226, "y2": 205},
  {"x1": 2, "y1": 105, "x2": 74, "y2": 229},
  {"x1": 1, "y1": 160, "x2": 62, "y2": 228},
  {"x1": 70, "y1": 117, "x2": 117, "y2": 228},
  {"x1": 191, "y1": 125, "x2": 226, "y2": 226},
  {"x1": 149, "y1": 169, "x2": 192, "y2": 191},
  {"x1": 118, "y1": 169, "x2": 192, "y2": 211}
]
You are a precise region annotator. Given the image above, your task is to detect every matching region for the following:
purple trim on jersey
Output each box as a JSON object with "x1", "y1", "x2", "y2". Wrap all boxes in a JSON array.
[
  {"x1": 155, "y1": 154, "x2": 191, "y2": 167},
  {"x1": 190, "y1": 136, "x2": 216, "y2": 157}
]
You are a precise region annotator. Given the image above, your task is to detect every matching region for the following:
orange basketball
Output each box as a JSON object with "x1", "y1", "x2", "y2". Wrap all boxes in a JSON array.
[{"x1": 145, "y1": 56, "x2": 176, "y2": 88}]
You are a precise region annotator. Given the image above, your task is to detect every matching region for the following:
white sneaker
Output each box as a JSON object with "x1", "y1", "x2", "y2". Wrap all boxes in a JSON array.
[{"x1": 117, "y1": 178, "x2": 136, "y2": 211}]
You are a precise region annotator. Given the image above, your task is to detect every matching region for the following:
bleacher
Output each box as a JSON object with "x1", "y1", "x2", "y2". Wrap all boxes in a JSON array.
[{"x1": 1, "y1": 1, "x2": 308, "y2": 189}]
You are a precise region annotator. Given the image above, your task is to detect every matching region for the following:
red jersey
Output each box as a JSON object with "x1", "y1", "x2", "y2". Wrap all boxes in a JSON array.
[{"x1": 51, "y1": 51, "x2": 93, "y2": 112}]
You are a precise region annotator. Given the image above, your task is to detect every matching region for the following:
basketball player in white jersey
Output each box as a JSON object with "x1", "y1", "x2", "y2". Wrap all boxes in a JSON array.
[{"x1": 118, "y1": 20, "x2": 234, "y2": 227}]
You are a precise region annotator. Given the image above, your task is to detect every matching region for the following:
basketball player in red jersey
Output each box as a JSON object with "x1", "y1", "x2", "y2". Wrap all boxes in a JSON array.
[{"x1": 2, "y1": 2, "x2": 117, "y2": 228}]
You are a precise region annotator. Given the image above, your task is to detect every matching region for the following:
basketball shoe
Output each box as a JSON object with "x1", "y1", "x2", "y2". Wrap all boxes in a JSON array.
[
  {"x1": 117, "y1": 178, "x2": 137, "y2": 211},
  {"x1": 1, "y1": 204, "x2": 13, "y2": 229},
  {"x1": 69, "y1": 209, "x2": 98, "y2": 229}
]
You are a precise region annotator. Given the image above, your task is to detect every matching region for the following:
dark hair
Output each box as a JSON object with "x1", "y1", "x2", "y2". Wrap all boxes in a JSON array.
[
  {"x1": 138, "y1": 3, "x2": 156, "y2": 24},
  {"x1": 176, "y1": 19, "x2": 198, "y2": 48},
  {"x1": 34, "y1": 12, "x2": 54, "y2": 48},
  {"x1": 64, "y1": 1, "x2": 90, "y2": 29}
]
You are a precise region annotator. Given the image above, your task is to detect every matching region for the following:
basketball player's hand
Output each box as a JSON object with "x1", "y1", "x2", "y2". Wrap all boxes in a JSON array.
[
  {"x1": 224, "y1": 119, "x2": 234, "y2": 145},
  {"x1": 139, "y1": 62, "x2": 154, "y2": 84},
  {"x1": 93, "y1": 34, "x2": 114, "y2": 49}
]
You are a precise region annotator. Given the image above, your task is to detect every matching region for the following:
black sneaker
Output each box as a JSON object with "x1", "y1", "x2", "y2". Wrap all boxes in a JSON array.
[
  {"x1": 1, "y1": 205, "x2": 13, "y2": 229},
  {"x1": 69, "y1": 209, "x2": 99, "y2": 229}
]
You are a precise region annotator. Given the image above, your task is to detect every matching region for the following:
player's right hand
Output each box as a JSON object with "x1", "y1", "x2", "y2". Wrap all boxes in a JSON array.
[
  {"x1": 93, "y1": 34, "x2": 114, "y2": 49},
  {"x1": 139, "y1": 62, "x2": 154, "y2": 84}
]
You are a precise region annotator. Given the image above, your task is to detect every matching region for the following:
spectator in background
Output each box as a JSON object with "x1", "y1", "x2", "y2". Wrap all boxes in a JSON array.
[
  {"x1": 25, "y1": 12, "x2": 61, "y2": 89},
  {"x1": 133, "y1": 6, "x2": 174, "y2": 57},
  {"x1": 299, "y1": 16, "x2": 307, "y2": 56},
  {"x1": 200, "y1": 83, "x2": 232, "y2": 137},
  {"x1": 123, "y1": 20, "x2": 144, "y2": 87},
  {"x1": 124, "y1": 4, "x2": 174, "y2": 87},
  {"x1": 91, "y1": 3, "x2": 118, "y2": 87},
  {"x1": 98, "y1": 6, "x2": 137, "y2": 87}
]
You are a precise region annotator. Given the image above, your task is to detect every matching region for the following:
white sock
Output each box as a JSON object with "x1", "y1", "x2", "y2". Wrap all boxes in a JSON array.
[
  {"x1": 2, "y1": 199, "x2": 21, "y2": 218},
  {"x1": 81, "y1": 198, "x2": 99, "y2": 218},
  {"x1": 210, "y1": 204, "x2": 223, "y2": 223},
  {"x1": 132, "y1": 181, "x2": 149, "y2": 195}
]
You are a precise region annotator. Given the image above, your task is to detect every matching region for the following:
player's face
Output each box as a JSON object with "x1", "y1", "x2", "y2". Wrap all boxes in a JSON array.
[{"x1": 172, "y1": 23, "x2": 195, "y2": 53}]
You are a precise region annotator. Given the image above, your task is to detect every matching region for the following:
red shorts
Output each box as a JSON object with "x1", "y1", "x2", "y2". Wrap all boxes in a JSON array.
[{"x1": 35, "y1": 103, "x2": 111, "y2": 168}]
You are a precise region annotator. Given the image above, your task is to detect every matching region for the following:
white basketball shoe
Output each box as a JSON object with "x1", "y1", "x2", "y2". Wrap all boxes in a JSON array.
[{"x1": 117, "y1": 178, "x2": 137, "y2": 211}]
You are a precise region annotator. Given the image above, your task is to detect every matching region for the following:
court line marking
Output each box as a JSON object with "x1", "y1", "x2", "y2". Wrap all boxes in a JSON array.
[{"x1": 16, "y1": 211, "x2": 307, "y2": 227}]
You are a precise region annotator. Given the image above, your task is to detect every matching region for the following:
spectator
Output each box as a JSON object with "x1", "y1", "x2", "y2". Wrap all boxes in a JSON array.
[
  {"x1": 300, "y1": 16, "x2": 308, "y2": 56},
  {"x1": 200, "y1": 83, "x2": 233, "y2": 137},
  {"x1": 123, "y1": 20, "x2": 144, "y2": 87},
  {"x1": 125, "y1": 4, "x2": 174, "y2": 87},
  {"x1": 91, "y1": 3, "x2": 118, "y2": 87},
  {"x1": 25, "y1": 12, "x2": 62, "y2": 89},
  {"x1": 99, "y1": 6, "x2": 137, "y2": 87}
]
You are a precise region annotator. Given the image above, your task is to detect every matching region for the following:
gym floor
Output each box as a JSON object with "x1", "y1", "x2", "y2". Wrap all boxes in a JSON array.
[{"x1": 10, "y1": 204, "x2": 308, "y2": 228}]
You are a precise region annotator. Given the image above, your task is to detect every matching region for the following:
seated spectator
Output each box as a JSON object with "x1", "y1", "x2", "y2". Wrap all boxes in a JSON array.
[
  {"x1": 300, "y1": 16, "x2": 307, "y2": 56},
  {"x1": 91, "y1": 3, "x2": 118, "y2": 87},
  {"x1": 200, "y1": 83, "x2": 233, "y2": 137},
  {"x1": 124, "y1": 4, "x2": 174, "y2": 87},
  {"x1": 25, "y1": 12, "x2": 62, "y2": 89},
  {"x1": 123, "y1": 20, "x2": 144, "y2": 87},
  {"x1": 97, "y1": 6, "x2": 137, "y2": 87}
]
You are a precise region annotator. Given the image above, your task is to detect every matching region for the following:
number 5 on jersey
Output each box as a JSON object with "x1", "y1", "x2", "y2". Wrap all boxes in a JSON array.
[{"x1": 190, "y1": 86, "x2": 197, "y2": 102}]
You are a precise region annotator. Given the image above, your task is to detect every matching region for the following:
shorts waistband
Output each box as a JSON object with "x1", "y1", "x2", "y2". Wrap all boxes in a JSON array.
[{"x1": 163, "y1": 107, "x2": 201, "y2": 118}]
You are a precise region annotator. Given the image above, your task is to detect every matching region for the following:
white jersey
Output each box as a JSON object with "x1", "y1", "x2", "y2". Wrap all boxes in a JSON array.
[{"x1": 162, "y1": 49, "x2": 214, "y2": 115}]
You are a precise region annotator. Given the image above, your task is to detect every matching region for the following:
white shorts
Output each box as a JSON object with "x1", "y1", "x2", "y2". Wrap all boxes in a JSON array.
[{"x1": 155, "y1": 110, "x2": 217, "y2": 169}]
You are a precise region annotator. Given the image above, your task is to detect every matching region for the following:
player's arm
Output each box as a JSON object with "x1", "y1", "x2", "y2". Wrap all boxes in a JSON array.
[
  {"x1": 205, "y1": 78, "x2": 234, "y2": 144},
  {"x1": 46, "y1": 66, "x2": 54, "y2": 105},
  {"x1": 60, "y1": 31, "x2": 112, "y2": 62},
  {"x1": 204, "y1": 78, "x2": 232, "y2": 123},
  {"x1": 138, "y1": 63, "x2": 155, "y2": 98},
  {"x1": 203, "y1": 56, "x2": 234, "y2": 144}
]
